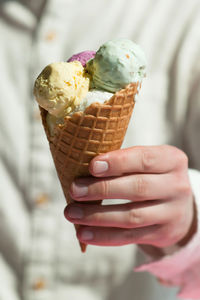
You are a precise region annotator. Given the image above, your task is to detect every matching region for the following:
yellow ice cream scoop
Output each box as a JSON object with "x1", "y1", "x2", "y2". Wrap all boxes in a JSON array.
[{"x1": 34, "y1": 61, "x2": 90, "y2": 117}]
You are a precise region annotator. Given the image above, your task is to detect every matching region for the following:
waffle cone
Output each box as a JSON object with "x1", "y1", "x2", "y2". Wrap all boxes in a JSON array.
[{"x1": 40, "y1": 82, "x2": 140, "y2": 252}]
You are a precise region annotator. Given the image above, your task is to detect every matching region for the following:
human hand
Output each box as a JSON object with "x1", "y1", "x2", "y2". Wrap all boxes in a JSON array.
[{"x1": 64, "y1": 145, "x2": 196, "y2": 248}]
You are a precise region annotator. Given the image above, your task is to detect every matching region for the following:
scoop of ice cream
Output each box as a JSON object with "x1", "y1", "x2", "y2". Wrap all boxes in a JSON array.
[
  {"x1": 46, "y1": 90, "x2": 113, "y2": 136},
  {"x1": 67, "y1": 51, "x2": 96, "y2": 67},
  {"x1": 86, "y1": 39, "x2": 146, "y2": 92},
  {"x1": 72, "y1": 90, "x2": 113, "y2": 114},
  {"x1": 34, "y1": 61, "x2": 90, "y2": 117}
]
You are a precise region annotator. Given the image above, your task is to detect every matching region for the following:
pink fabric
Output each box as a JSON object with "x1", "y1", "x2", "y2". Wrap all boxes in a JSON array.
[{"x1": 135, "y1": 169, "x2": 200, "y2": 299}]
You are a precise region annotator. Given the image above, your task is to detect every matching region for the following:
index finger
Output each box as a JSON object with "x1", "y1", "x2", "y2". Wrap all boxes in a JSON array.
[{"x1": 89, "y1": 145, "x2": 185, "y2": 177}]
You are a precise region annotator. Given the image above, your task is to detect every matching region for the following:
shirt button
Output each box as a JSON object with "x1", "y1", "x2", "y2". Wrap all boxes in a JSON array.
[
  {"x1": 45, "y1": 30, "x2": 57, "y2": 41},
  {"x1": 35, "y1": 193, "x2": 49, "y2": 205},
  {"x1": 32, "y1": 278, "x2": 46, "y2": 290}
]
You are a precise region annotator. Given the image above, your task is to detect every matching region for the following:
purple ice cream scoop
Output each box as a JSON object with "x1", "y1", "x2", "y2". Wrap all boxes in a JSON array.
[{"x1": 67, "y1": 50, "x2": 96, "y2": 67}]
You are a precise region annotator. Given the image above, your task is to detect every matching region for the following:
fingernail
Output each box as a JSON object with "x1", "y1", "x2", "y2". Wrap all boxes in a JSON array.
[
  {"x1": 81, "y1": 230, "x2": 94, "y2": 241},
  {"x1": 68, "y1": 207, "x2": 83, "y2": 219},
  {"x1": 71, "y1": 182, "x2": 88, "y2": 197},
  {"x1": 93, "y1": 161, "x2": 108, "y2": 174}
]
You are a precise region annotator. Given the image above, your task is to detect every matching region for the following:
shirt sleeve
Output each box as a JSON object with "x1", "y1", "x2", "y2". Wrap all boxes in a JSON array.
[{"x1": 135, "y1": 169, "x2": 200, "y2": 299}]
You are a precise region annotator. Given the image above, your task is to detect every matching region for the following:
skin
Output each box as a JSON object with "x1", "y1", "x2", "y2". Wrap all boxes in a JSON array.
[{"x1": 64, "y1": 145, "x2": 197, "y2": 250}]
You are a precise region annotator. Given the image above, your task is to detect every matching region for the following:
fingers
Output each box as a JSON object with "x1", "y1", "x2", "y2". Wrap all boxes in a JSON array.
[
  {"x1": 76, "y1": 225, "x2": 163, "y2": 247},
  {"x1": 89, "y1": 145, "x2": 188, "y2": 177},
  {"x1": 65, "y1": 200, "x2": 174, "y2": 229},
  {"x1": 65, "y1": 197, "x2": 192, "y2": 248},
  {"x1": 69, "y1": 173, "x2": 182, "y2": 201},
  {"x1": 65, "y1": 144, "x2": 192, "y2": 249}
]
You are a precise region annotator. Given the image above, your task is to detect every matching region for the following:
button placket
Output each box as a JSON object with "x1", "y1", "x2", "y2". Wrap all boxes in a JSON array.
[{"x1": 24, "y1": 1, "x2": 87, "y2": 298}]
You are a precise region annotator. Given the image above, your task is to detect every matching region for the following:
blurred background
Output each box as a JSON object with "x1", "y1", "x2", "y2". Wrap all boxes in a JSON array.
[{"x1": 0, "y1": 0, "x2": 200, "y2": 300}]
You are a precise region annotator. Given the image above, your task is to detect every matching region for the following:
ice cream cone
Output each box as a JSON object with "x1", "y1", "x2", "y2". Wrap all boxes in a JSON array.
[{"x1": 40, "y1": 82, "x2": 140, "y2": 252}]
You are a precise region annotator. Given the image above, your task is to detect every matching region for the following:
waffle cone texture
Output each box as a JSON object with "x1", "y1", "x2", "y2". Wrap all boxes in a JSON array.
[{"x1": 40, "y1": 82, "x2": 140, "y2": 252}]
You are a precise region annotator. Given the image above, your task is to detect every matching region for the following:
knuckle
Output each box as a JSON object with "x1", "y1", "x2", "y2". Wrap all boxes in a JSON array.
[
  {"x1": 174, "y1": 175, "x2": 192, "y2": 197},
  {"x1": 135, "y1": 175, "x2": 148, "y2": 198},
  {"x1": 180, "y1": 182, "x2": 192, "y2": 197},
  {"x1": 127, "y1": 209, "x2": 143, "y2": 228},
  {"x1": 174, "y1": 149, "x2": 188, "y2": 169},
  {"x1": 141, "y1": 149, "x2": 155, "y2": 171},
  {"x1": 100, "y1": 180, "x2": 110, "y2": 198},
  {"x1": 106, "y1": 151, "x2": 125, "y2": 176}
]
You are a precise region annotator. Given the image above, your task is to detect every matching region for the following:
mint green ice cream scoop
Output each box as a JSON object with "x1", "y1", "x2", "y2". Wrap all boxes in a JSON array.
[{"x1": 86, "y1": 39, "x2": 146, "y2": 93}]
